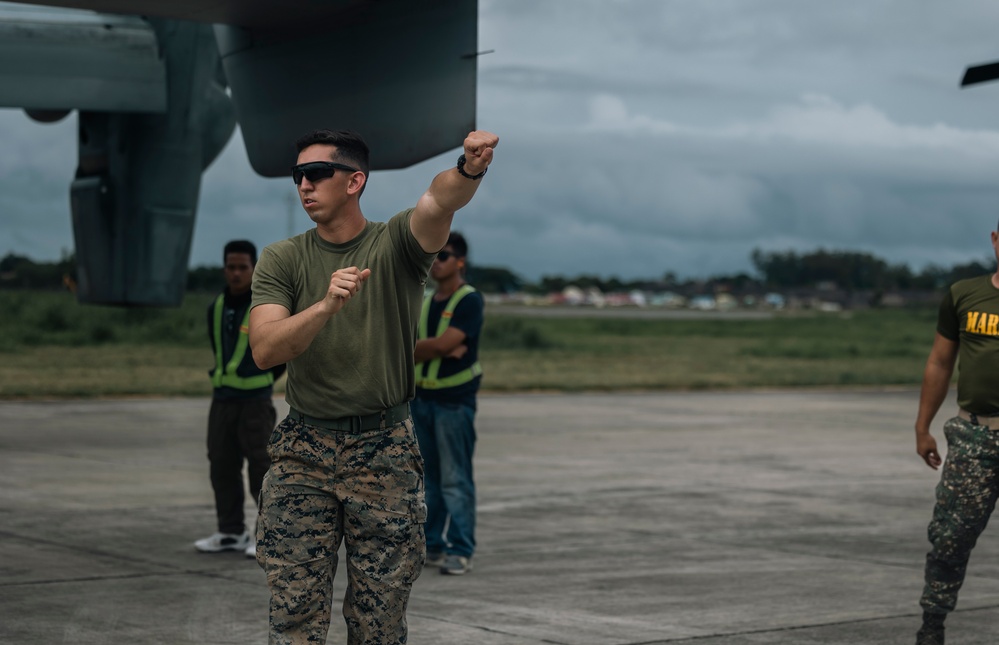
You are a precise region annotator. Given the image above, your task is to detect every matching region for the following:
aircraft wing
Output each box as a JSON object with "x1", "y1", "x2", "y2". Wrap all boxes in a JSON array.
[
  {"x1": 8, "y1": 0, "x2": 372, "y2": 32},
  {"x1": 0, "y1": 5, "x2": 166, "y2": 114}
]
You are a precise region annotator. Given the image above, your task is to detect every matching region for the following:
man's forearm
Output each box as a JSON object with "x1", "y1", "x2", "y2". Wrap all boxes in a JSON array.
[
  {"x1": 252, "y1": 302, "x2": 332, "y2": 368},
  {"x1": 426, "y1": 168, "x2": 483, "y2": 215},
  {"x1": 252, "y1": 268, "x2": 370, "y2": 369},
  {"x1": 414, "y1": 339, "x2": 436, "y2": 364},
  {"x1": 409, "y1": 169, "x2": 485, "y2": 254},
  {"x1": 410, "y1": 131, "x2": 498, "y2": 253},
  {"x1": 414, "y1": 337, "x2": 461, "y2": 363},
  {"x1": 915, "y1": 362, "x2": 953, "y2": 435}
]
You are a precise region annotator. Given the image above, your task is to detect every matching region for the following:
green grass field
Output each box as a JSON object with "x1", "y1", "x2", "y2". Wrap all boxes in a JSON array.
[{"x1": 0, "y1": 290, "x2": 938, "y2": 399}]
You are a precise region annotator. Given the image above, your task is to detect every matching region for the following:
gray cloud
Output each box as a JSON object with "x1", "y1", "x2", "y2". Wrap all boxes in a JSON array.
[{"x1": 4, "y1": 0, "x2": 999, "y2": 283}]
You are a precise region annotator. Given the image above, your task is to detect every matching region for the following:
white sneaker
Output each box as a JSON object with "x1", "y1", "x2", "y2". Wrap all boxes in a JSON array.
[
  {"x1": 244, "y1": 541, "x2": 256, "y2": 559},
  {"x1": 194, "y1": 531, "x2": 250, "y2": 553}
]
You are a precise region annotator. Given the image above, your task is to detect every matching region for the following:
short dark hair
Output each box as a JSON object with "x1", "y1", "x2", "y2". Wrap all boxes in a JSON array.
[
  {"x1": 295, "y1": 129, "x2": 370, "y2": 177},
  {"x1": 224, "y1": 240, "x2": 257, "y2": 265},
  {"x1": 446, "y1": 231, "x2": 468, "y2": 259}
]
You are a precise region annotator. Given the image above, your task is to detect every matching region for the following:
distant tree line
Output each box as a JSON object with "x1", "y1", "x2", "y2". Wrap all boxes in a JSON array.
[
  {"x1": 749, "y1": 249, "x2": 991, "y2": 292},
  {"x1": 0, "y1": 253, "x2": 531, "y2": 295},
  {"x1": 1, "y1": 248, "x2": 994, "y2": 295},
  {"x1": 530, "y1": 270, "x2": 764, "y2": 296},
  {"x1": 0, "y1": 252, "x2": 77, "y2": 290},
  {"x1": 536, "y1": 250, "x2": 993, "y2": 296}
]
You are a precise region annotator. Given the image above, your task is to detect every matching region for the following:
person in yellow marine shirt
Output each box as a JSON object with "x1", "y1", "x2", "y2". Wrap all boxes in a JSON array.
[
  {"x1": 413, "y1": 232, "x2": 484, "y2": 576},
  {"x1": 194, "y1": 240, "x2": 284, "y2": 557},
  {"x1": 912, "y1": 221, "x2": 999, "y2": 645}
]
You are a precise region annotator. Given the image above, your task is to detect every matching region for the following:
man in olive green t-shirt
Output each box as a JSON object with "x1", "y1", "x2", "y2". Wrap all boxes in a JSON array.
[
  {"x1": 248, "y1": 129, "x2": 498, "y2": 645},
  {"x1": 913, "y1": 221, "x2": 999, "y2": 645}
]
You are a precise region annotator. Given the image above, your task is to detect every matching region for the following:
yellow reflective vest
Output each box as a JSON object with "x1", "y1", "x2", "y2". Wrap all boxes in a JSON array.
[
  {"x1": 210, "y1": 294, "x2": 274, "y2": 390},
  {"x1": 415, "y1": 284, "x2": 483, "y2": 390}
]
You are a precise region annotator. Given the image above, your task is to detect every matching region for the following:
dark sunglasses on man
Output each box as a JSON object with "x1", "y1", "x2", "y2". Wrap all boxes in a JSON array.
[{"x1": 291, "y1": 161, "x2": 359, "y2": 185}]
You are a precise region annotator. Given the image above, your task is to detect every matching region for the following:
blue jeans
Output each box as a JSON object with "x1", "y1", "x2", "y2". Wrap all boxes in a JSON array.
[{"x1": 411, "y1": 397, "x2": 477, "y2": 558}]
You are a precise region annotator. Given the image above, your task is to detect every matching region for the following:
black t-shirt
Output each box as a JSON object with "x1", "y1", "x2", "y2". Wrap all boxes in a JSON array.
[{"x1": 415, "y1": 289, "x2": 484, "y2": 408}]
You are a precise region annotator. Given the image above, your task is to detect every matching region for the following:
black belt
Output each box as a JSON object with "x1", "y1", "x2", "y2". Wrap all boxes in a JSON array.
[
  {"x1": 959, "y1": 408, "x2": 999, "y2": 430},
  {"x1": 288, "y1": 402, "x2": 410, "y2": 432}
]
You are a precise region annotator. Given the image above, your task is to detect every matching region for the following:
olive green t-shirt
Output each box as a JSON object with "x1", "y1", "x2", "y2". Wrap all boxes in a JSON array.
[
  {"x1": 251, "y1": 209, "x2": 435, "y2": 418},
  {"x1": 937, "y1": 274, "x2": 999, "y2": 414}
]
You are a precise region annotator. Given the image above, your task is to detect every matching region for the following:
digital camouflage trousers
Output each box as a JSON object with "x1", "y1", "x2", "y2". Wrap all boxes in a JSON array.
[
  {"x1": 921, "y1": 415, "x2": 999, "y2": 615},
  {"x1": 256, "y1": 414, "x2": 426, "y2": 644}
]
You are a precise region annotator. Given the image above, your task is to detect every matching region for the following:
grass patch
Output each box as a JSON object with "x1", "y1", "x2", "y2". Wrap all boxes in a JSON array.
[
  {"x1": 477, "y1": 308, "x2": 934, "y2": 391},
  {"x1": 0, "y1": 291, "x2": 940, "y2": 398}
]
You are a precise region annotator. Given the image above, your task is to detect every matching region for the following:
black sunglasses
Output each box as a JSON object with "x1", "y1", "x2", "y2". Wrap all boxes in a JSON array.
[
  {"x1": 436, "y1": 251, "x2": 458, "y2": 261},
  {"x1": 291, "y1": 161, "x2": 359, "y2": 185}
]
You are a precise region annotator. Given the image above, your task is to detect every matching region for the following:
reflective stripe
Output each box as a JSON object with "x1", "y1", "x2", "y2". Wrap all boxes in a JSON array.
[
  {"x1": 416, "y1": 361, "x2": 482, "y2": 389},
  {"x1": 415, "y1": 284, "x2": 481, "y2": 390},
  {"x1": 211, "y1": 295, "x2": 274, "y2": 390}
]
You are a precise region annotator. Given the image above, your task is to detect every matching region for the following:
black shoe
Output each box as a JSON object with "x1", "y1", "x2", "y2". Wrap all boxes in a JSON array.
[
  {"x1": 440, "y1": 554, "x2": 472, "y2": 575},
  {"x1": 915, "y1": 626, "x2": 944, "y2": 645},
  {"x1": 915, "y1": 613, "x2": 945, "y2": 645}
]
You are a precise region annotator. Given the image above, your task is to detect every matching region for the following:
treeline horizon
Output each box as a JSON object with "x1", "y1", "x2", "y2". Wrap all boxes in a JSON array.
[{"x1": 0, "y1": 248, "x2": 994, "y2": 295}]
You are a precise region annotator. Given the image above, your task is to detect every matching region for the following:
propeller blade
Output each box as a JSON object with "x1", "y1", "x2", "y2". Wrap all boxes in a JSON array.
[{"x1": 961, "y1": 61, "x2": 999, "y2": 87}]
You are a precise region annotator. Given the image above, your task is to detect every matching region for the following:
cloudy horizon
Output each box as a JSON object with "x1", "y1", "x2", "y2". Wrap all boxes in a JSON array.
[{"x1": 4, "y1": 0, "x2": 999, "y2": 282}]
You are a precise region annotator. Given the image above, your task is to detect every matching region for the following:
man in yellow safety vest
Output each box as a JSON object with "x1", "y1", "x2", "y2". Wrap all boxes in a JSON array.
[
  {"x1": 195, "y1": 240, "x2": 284, "y2": 557},
  {"x1": 413, "y1": 231, "x2": 484, "y2": 576}
]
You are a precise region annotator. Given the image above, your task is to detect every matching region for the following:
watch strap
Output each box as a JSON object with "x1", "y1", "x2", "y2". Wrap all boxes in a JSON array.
[{"x1": 456, "y1": 154, "x2": 487, "y2": 180}]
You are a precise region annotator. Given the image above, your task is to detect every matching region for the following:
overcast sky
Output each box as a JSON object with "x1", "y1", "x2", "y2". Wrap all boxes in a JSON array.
[{"x1": 4, "y1": 0, "x2": 999, "y2": 281}]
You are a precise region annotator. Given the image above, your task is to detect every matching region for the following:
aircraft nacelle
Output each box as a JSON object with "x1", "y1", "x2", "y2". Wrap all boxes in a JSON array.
[
  {"x1": 24, "y1": 109, "x2": 70, "y2": 123},
  {"x1": 213, "y1": 1, "x2": 478, "y2": 174},
  {"x1": 66, "y1": 20, "x2": 234, "y2": 306}
]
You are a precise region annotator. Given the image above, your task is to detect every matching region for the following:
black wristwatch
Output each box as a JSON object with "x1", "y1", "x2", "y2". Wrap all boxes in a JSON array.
[{"x1": 456, "y1": 154, "x2": 487, "y2": 180}]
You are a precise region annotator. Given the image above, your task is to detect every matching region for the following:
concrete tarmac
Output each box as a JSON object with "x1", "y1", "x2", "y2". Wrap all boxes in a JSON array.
[{"x1": 2, "y1": 389, "x2": 998, "y2": 644}]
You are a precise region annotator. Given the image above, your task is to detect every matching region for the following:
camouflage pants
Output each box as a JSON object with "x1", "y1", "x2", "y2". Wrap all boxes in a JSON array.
[
  {"x1": 256, "y1": 415, "x2": 426, "y2": 644},
  {"x1": 921, "y1": 415, "x2": 999, "y2": 614}
]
